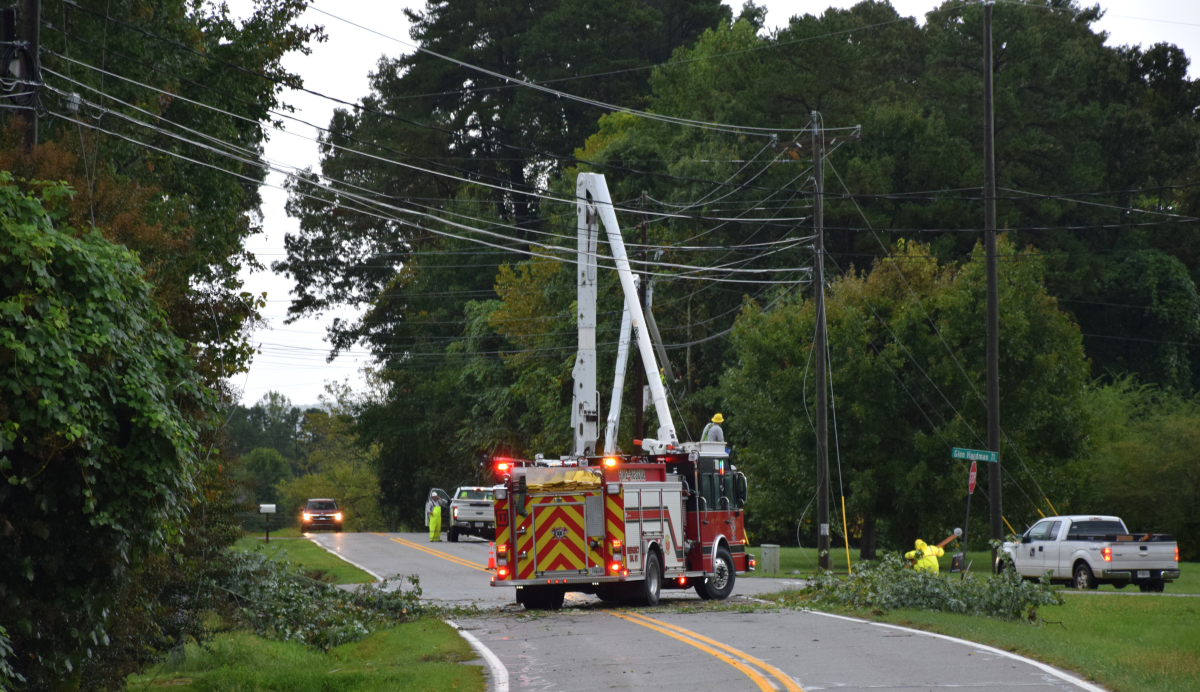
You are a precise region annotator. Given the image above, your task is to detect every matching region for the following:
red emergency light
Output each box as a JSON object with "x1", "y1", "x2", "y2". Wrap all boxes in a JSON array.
[
  {"x1": 495, "y1": 458, "x2": 512, "y2": 473},
  {"x1": 603, "y1": 457, "x2": 617, "y2": 468},
  {"x1": 498, "y1": 567, "x2": 508, "y2": 577}
]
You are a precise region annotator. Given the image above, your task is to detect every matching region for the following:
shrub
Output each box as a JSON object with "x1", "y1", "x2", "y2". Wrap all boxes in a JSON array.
[
  {"x1": 791, "y1": 553, "x2": 1063, "y2": 621},
  {"x1": 219, "y1": 546, "x2": 427, "y2": 651}
]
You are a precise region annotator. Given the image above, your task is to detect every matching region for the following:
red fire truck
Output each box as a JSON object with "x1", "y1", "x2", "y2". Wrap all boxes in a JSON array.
[
  {"x1": 488, "y1": 174, "x2": 754, "y2": 609},
  {"x1": 491, "y1": 446, "x2": 751, "y2": 609}
]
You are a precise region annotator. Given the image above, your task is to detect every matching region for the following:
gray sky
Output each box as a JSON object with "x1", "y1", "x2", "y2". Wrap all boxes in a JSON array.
[{"x1": 230, "y1": 0, "x2": 1200, "y2": 406}]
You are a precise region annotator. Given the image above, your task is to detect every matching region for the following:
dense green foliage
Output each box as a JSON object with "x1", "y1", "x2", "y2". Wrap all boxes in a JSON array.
[
  {"x1": 222, "y1": 549, "x2": 425, "y2": 651},
  {"x1": 228, "y1": 386, "x2": 388, "y2": 531},
  {"x1": 1072, "y1": 378, "x2": 1200, "y2": 560},
  {"x1": 791, "y1": 552, "x2": 1064, "y2": 621},
  {"x1": 724, "y1": 239, "x2": 1089, "y2": 552},
  {"x1": 0, "y1": 176, "x2": 210, "y2": 687},
  {"x1": 281, "y1": 2, "x2": 1198, "y2": 543},
  {"x1": 1, "y1": 0, "x2": 322, "y2": 686}
]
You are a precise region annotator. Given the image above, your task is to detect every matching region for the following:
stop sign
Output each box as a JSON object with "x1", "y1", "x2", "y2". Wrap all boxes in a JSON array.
[{"x1": 968, "y1": 461, "x2": 978, "y2": 495}]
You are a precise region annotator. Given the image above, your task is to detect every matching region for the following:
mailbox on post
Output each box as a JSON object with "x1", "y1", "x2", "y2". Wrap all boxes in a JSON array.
[{"x1": 259, "y1": 504, "x2": 276, "y2": 542}]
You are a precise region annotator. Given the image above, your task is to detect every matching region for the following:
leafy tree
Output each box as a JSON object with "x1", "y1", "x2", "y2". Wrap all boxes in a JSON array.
[
  {"x1": 1071, "y1": 377, "x2": 1200, "y2": 560},
  {"x1": 0, "y1": 176, "x2": 211, "y2": 688},
  {"x1": 1070, "y1": 247, "x2": 1200, "y2": 390},
  {"x1": 225, "y1": 391, "x2": 307, "y2": 464},
  {"x1": 722, "y1": 239, "x2": 1089, "y2": 552},
  {"x1": 278, "y1": 384, "x2": 386, "y2": 530},
  {"x1": 2, "y1": 0, "x2": 323, "y2": 379},
  {"x1": 241, "y1": 447, "x2": 293, "y2": 505}
]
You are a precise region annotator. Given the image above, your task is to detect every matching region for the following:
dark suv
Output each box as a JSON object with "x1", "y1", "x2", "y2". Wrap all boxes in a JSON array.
[{"x1": 301, "y1": 498, "x2": 342, "y2": 533}]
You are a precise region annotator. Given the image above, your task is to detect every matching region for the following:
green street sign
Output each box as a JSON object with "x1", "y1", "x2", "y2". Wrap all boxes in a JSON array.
[{"x1": 952, "y1": 447, "x2": 998, "y2": 463}]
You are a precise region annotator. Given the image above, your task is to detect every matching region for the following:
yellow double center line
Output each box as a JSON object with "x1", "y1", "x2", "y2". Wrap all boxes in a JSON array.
[
  {"x1": 608, "y1": 610, "x2": 803, "y2": 692},
  {"x1": 376, "y1": 534, "x2": 490, "y2": 572}
]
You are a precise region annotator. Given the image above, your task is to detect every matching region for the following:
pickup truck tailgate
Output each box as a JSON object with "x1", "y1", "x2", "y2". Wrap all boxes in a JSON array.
[{"x1": 1110, "y1": 542, "x2": 1176, "y2": 571}]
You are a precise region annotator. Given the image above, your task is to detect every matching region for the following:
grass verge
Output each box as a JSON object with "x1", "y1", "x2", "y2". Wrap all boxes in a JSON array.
[
  {"x1": 763, "y1": 591, "x2": 1199, "y2": 692},
  {"x1": 746, "y1": 546, "x2": 1196, "y2": 594},
  {"x1": 232, "y1": 534, "x2": 376, "y2": 585},
  {"x1": 128, "y1": 619, "x2": 485, "y2": 691}
]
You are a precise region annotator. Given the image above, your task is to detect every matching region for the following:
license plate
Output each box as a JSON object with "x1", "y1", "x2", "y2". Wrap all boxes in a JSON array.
[
  {"x1": 1138, "y1": 570, "x2": 1150, "y2": 579},
  {"x1": 474, "y1": 522, "x2": 482, "y2": 528}
]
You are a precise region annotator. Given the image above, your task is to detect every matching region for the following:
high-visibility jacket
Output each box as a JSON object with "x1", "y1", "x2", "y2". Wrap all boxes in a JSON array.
[
  {"x1": 904, "y1": 539, "x2": 943, "y2": 573},
  {"x1": 701, "y1": 422, "x2": 724, "y2": 442},
  {"x1": 428, "y1": 505, "x2": 442, "y2": 541}
]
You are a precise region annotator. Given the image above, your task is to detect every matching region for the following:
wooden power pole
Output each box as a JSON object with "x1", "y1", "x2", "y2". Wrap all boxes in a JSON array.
[
  {"x1": 983, "y1": 0, "x2": 1004, "y2": 571},
  {"x1": 812, "y1": 111, "x2": 830, "y2": 571}
]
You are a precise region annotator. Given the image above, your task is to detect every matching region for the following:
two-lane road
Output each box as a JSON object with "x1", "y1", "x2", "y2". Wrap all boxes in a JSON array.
[{"x1": 310, "y1": 532, "x2": 1103, "y2": 692}]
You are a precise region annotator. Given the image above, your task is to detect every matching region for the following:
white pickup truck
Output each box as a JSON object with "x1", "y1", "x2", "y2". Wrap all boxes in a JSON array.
[
  {"x1": 1003, "y1": 515, "x2": 1180, "y2": 592},
  {"x1": 447, "y1": 486, "x2": 495, "y2": 542}
]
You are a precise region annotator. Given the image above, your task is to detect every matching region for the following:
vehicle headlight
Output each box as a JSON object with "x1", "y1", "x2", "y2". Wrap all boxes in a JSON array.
[
  {"x1": 302, "y1": 512, "x2": 311, "y2": 521},
  {"x1": 334, "y1": 512, "x2": 343, "y2": 521}
]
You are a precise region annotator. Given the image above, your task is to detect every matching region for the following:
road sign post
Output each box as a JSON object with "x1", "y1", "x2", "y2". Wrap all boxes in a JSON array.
[{"x1": 962, "y1": 461, "x2": 977, "y2": 578}]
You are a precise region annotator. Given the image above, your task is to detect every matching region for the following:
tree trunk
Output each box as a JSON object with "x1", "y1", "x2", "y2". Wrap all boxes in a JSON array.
[{"x1": 859, "y1": 514, "x2": 877, "y2": 561}]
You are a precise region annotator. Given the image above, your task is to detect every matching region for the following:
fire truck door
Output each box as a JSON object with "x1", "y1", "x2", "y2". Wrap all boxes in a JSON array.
[{"x1": 532, "y1": 500, "x2": 590, "y2": 575}]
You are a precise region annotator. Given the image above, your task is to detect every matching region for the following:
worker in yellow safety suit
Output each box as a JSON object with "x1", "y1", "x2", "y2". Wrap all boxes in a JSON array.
[
  {"x1": 428, "y1": 503, "x2": 442, "y2": 542},
  {"x1": 904, "y1": 539, "x2": 943, "y2": 574}
]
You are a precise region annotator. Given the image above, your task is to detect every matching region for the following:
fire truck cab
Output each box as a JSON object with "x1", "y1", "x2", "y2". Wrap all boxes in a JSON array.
[{"x1": 491, "y1": 442, "x2": 751, "y2": 609}]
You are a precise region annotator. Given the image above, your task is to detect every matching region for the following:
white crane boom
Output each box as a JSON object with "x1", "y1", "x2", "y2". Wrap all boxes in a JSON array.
[
  {"x1": 603, "y1": 276, "x2": 636, "y2": 455},
  {"x1": 572, "y1": 180, "x2": 600, "y2": 457},
  {"x1": 576, "y1": 173, "x2": 678, "y2": 454}
]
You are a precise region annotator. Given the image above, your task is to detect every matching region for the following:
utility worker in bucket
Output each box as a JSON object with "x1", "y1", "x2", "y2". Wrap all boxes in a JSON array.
[
  {"x1": 701, "y1": 413, "x2": 725, "y2": 442},
  {"x1": 428, "y1": 493, "x2": 442, "y2": 542},
  {"x1": 905, "y1": 539, "x2": 945, "y2": 574}
]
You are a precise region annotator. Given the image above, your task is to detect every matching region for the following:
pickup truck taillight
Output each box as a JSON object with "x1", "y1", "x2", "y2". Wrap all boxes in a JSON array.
[
  {"x1": 452, "y1": 507, "x2": 458, "y2": 520},
  {"x1": 1101, "y1": 547, "x2": 1112, "y2": 562},
  {"x1": 1176, "y1": 546, "x2": 1180, "y2": 562}
]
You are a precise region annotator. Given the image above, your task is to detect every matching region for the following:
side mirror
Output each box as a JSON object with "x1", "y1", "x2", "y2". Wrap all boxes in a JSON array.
[{"x1": 1021, "y1": 534, "x2": 1032, "y2": 544}]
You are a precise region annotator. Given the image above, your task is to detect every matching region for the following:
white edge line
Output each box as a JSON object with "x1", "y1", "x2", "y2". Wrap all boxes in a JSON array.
[
  {"x1": 801, "y1": 609, "x2": 1107, "y2": 692},
  {"x1": 306, "y1": 536, "x2": 386, "y2": 582},
  {"x1": 446, "y1": 619, "x2": 510, "y2": 692}
]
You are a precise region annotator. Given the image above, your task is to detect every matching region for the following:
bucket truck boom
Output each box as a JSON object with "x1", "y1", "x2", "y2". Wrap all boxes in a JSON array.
[{"x1": 576, "y1": 173, "x2": 678, "y2": 454}]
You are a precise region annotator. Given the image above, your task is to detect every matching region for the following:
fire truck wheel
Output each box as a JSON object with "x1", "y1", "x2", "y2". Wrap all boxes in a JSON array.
[
  {"x1": 637, "y1": 551, "x2": 663, "y2": 606},
  {"x1": 520, "y1": 586, "x2": 565, "y2": 610},
  {"x1": 702, "y1": 545, "x2": 736, "y2": 601}
]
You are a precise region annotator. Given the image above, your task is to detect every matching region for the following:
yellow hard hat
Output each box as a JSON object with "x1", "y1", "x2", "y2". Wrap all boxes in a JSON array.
[
  {"x1": 712, "y1": 413, "x2": 724, "y2": 423},
  {"x1": 914, "y1": 539, "x2": 927, "y2": 550}
]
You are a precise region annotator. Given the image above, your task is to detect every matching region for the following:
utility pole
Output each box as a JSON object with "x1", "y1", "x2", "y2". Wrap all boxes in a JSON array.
[
  {"x1": 633, "y1": 193, "x2": 648, "y2": 442},
  {"x1": 20, "y1": 0, "x2": 39, "y2": 153},
  {"x1": 812, "y1": 111, "x2": 830, "y2": 571},
  {"x1": 983, "y1": 0, "x2": 1003, "y2": 572}
]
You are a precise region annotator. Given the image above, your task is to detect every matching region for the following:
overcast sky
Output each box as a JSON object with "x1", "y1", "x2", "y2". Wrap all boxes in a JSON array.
[{"x1": 228, "y1": 0, "x2": 1200, "y2": 407}]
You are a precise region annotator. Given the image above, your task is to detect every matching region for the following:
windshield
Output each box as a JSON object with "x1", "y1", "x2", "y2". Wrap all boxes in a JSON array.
[
  {"x1": 1067, "y1": 520, "x2": 1126, "y2": 536},
  {"x1": 306, "y1": 500, "x2": 337, "y2": 511},
  {"x1": 458, "y1": 489, "x2": 493, "y2": 501}
]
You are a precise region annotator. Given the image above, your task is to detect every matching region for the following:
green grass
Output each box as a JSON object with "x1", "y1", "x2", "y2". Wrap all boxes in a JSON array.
[
  {"x1": 827, "y1": 598, "x2": 1198, "y2": 692},
  {"x1": 746, "y1": 546, "x2": 1196, "y2": 593},
  {"x1": 243, "y1": 526, "x2": 305, "y2": 539},
  {"x1": 128, "y1": 620, "x2": 485, "y2": 691},
  {"x1": 232, "y1": 535, "x2": 376, "y2": 585}
]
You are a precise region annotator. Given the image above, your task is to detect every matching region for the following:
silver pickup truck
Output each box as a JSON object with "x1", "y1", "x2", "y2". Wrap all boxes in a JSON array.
[
  {"x1": 1003, "y1": 515, "x2": 1180, "y2": 591},
  {"x1": 448, "y1": 486, "x2": 495, "y2": 542}
]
